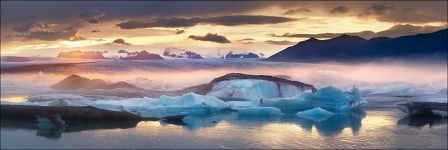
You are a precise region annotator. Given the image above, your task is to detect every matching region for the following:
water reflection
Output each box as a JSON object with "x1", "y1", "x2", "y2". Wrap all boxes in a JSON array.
[
  {"x1": 397, "y1": 115, "x2": 447, "y2": 128},
  {"x1": 1, "y1": 110, "x2": 367, "y2": 139},
  {"x1": 182, "y1": 110, "x2": 366, "y2": 136},
  {"x1": 1, "y1": 118, "x2": 140, "y2": 139}
]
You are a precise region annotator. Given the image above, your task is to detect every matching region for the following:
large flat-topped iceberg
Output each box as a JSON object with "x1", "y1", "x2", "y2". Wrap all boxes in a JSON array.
[{"x1": 182, "y1": 73, "x2": 316, "y2": 100}]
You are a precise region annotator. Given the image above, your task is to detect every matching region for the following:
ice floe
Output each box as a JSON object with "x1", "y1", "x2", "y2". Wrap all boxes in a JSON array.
[
  {"x1": 296, "y1": 107, "x2": 335, "y2": 122},
  {"x1": 237, "y1": 107, "x2": 282, "y2": 116}
]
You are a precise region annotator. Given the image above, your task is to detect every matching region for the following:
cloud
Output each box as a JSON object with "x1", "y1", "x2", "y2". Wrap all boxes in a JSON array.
[
  {"x1": 330, "y1": 6, "x2": 349, "y2": 14},
  {"x1": 10, "y1": 21, "x2": 86, "y2": 41},
  {"x1": 175, "y1": 29, "x2": 185, "y2": 34},
  {"x1": 283, "y1": 8, "x2": 311, "y2": 15},
  {"x1": 116, "y1": 15, "x2": 297, "y2": 29},
  {"x1": 79, "y1": 10, "x2": 105, "y2": 24},
  {"x1": 2, "y1": 1, "x2": 446, "y2": 27},
  {"x1": 358, "y1": 4, "x2": 445, "y2": 23},
  {"x1": 203, "y1": 15, "x2": 297, "y2": 26},
  {"x1": 237, "y1": 38, "x2": 255, "y2": 44},
  {"x1": 188, "y1": 33, "x2": 231, "y2": 43},
  {"x1": 12, "y1": 21, "x2": 49, "y2": 33},
  {"x1": 91, "y1": 30, "x2": 100, "y2": 33},
  {"x1": 268, "y1": 24, "x2": 447, "y2": 39},
  {"x1": 112, "y1": 38, "x2": 131, "y2": 45},
  {"x1": 359, "y1": 4, "x2": 394, "y2": 16},
  {"x1": 265, "y1": 40, "x2": 295, "y2": 45},
  {"x1": 23, "y1": 26, "x2": 82, "y2": 41}
]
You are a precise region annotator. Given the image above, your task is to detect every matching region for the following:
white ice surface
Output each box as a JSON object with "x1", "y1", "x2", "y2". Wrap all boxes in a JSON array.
[{"x1": 206, "y1": 79, "x2": 303, "y2": 101}]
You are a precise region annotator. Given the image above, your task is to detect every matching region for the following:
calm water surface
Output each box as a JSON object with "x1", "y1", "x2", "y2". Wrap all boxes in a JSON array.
[{"x1": 1, "y1": 108, "x2": 447, "y2": 149}]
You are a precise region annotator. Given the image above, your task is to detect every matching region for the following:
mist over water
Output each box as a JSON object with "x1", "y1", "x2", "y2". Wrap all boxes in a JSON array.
[{"x1": 1, "y1": 60, "x2": 447, "y2": 92}]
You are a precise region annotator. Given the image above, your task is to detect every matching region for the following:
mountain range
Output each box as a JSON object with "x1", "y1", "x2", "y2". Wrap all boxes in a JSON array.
[{"x1": 268, "y1": 29, "x2": 447, "y2": 63}]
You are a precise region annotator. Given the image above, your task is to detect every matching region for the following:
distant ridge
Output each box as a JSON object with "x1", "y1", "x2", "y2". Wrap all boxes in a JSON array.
[{"x1": 267, "y1": 29, "x2": 448, "y2": 63}]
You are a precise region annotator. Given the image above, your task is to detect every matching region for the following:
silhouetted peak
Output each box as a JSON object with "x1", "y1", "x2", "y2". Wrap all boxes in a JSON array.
[
  {"x1": 307, "y1": 37, "x2": 319, "y2": 41},
  {"x1": 334, "y1": 34, "x2": 365, "y2": 40}
]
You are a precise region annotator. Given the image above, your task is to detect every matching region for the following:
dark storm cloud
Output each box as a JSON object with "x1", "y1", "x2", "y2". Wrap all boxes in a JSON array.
[
  {"x1": 10, "y1": 21, "x2": 85, "y2": 41},
  {"x1": 1, "y1": 1, "x2": 446, "y2": 29},
  {"x1": 283, "y1": 8, "x2": 311, "y2": 15},
  {"x1": 268, "y1": 24, "x2": 447, "y2": 39},
  {"x1": 22, "y1": 27, "x2": 82, "y2": 41},
  {"x1": 204, "y1": 15, "x2": 296, "y2": 26},
  {"x1": 116, "y1": 15, "x2": 297, "y2": 29},
  {"x1": 79, "y1": 10, "x2": 105, "y2": 24},
  {"x1": 265, "y1": 40, "x2": 295, "y2": 45},
  {"x1": 358, "y1": 4, "x2": 445, "y2": 23},
  {"x1": 1, "y1": 1, "x2": 277, "y2": 26},
  {"x1": 12, "y1": 22, "x2": 49, "y2": 33},
  {"x1": 330, "y1": 6, "x2": 349, "y2": 14},
  {"x1": 188, "y1": 33, "x2": 231, "y2": 43},
  {"x1": 112, "y1": 38, "x2": 131, "y2": 45},
  {"x1": 359, "y1": 4, "x2": 394, "y2": 16}
]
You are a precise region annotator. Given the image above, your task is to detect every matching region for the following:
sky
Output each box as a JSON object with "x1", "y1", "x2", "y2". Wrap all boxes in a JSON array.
[{"x1": 1, "y1": 1, "x2": 447, "y2": 57}]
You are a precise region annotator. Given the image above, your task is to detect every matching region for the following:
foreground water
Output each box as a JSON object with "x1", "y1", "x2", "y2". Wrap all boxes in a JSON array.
[{"x1": 1, "y1": 108, "x2": 446, "y2": 149}]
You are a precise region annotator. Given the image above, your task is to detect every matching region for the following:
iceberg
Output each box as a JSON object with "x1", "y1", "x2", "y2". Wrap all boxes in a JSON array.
[
  {"x1": 260, "y1": 90, "x2": 314, "y2": 113},
  {"x1": 296, "y1": 107, "x2": 335, "y2": 122},
  {"x1": 237, "y1": 107, "x2": 282, "y2": 116},
  {"x1": 89, "y1": 92, "x2": 230, "y2": 116},
  {"x1": 371, "y1": 84, "x2": 416, "y2": 95},
  {"x1": 228, "y1": 101, "x2": 256, "y2": 109},
  {"x1": 312, "y1": 86, "x2": 366, "y2": 111},
  {"x1": 207, "y1": 79, "x2": 303, "y2": 101}
]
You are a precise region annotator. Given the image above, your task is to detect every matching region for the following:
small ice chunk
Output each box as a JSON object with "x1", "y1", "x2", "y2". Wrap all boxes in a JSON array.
[
  {"x1": 296, "y1": 107, "x2": 335, "y2": 122},
  {"x1": 27, "y1": 93, "x2": 91, "y2": 102},
  {"x1": 432, "y1": 110, "x2": 448, "y2": 117},
  {"x1": 228, "y1": 101, "x2": 255, "y2": 109},
  {"x1": 237, "y1": 107, "x2": 282, "y2": 116},
  {"x1": 372, "y1": 84, "x2": 416, "y2": 95}
]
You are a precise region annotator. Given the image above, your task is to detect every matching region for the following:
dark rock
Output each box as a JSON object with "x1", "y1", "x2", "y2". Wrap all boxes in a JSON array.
[
  {"x1": 397, "y1": 102, "x2": 448, "y2": 117},
  {"x1": 397, "y1": 115, "x2": 447, "y2": 128},
  {"x1": 1, "y1": 118, "x2": 141, "y2": 139},
  {"x1": 161, "y1": 114, "x2": 188, "y2": 126},
  {"x1": 1, "y1": 105, "x2": 146, "y2": 120}
]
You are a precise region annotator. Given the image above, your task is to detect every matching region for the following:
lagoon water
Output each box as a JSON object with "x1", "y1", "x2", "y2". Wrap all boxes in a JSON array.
[{"x1": 1, "y1": 108, "x2": 447, "y2": 149}]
